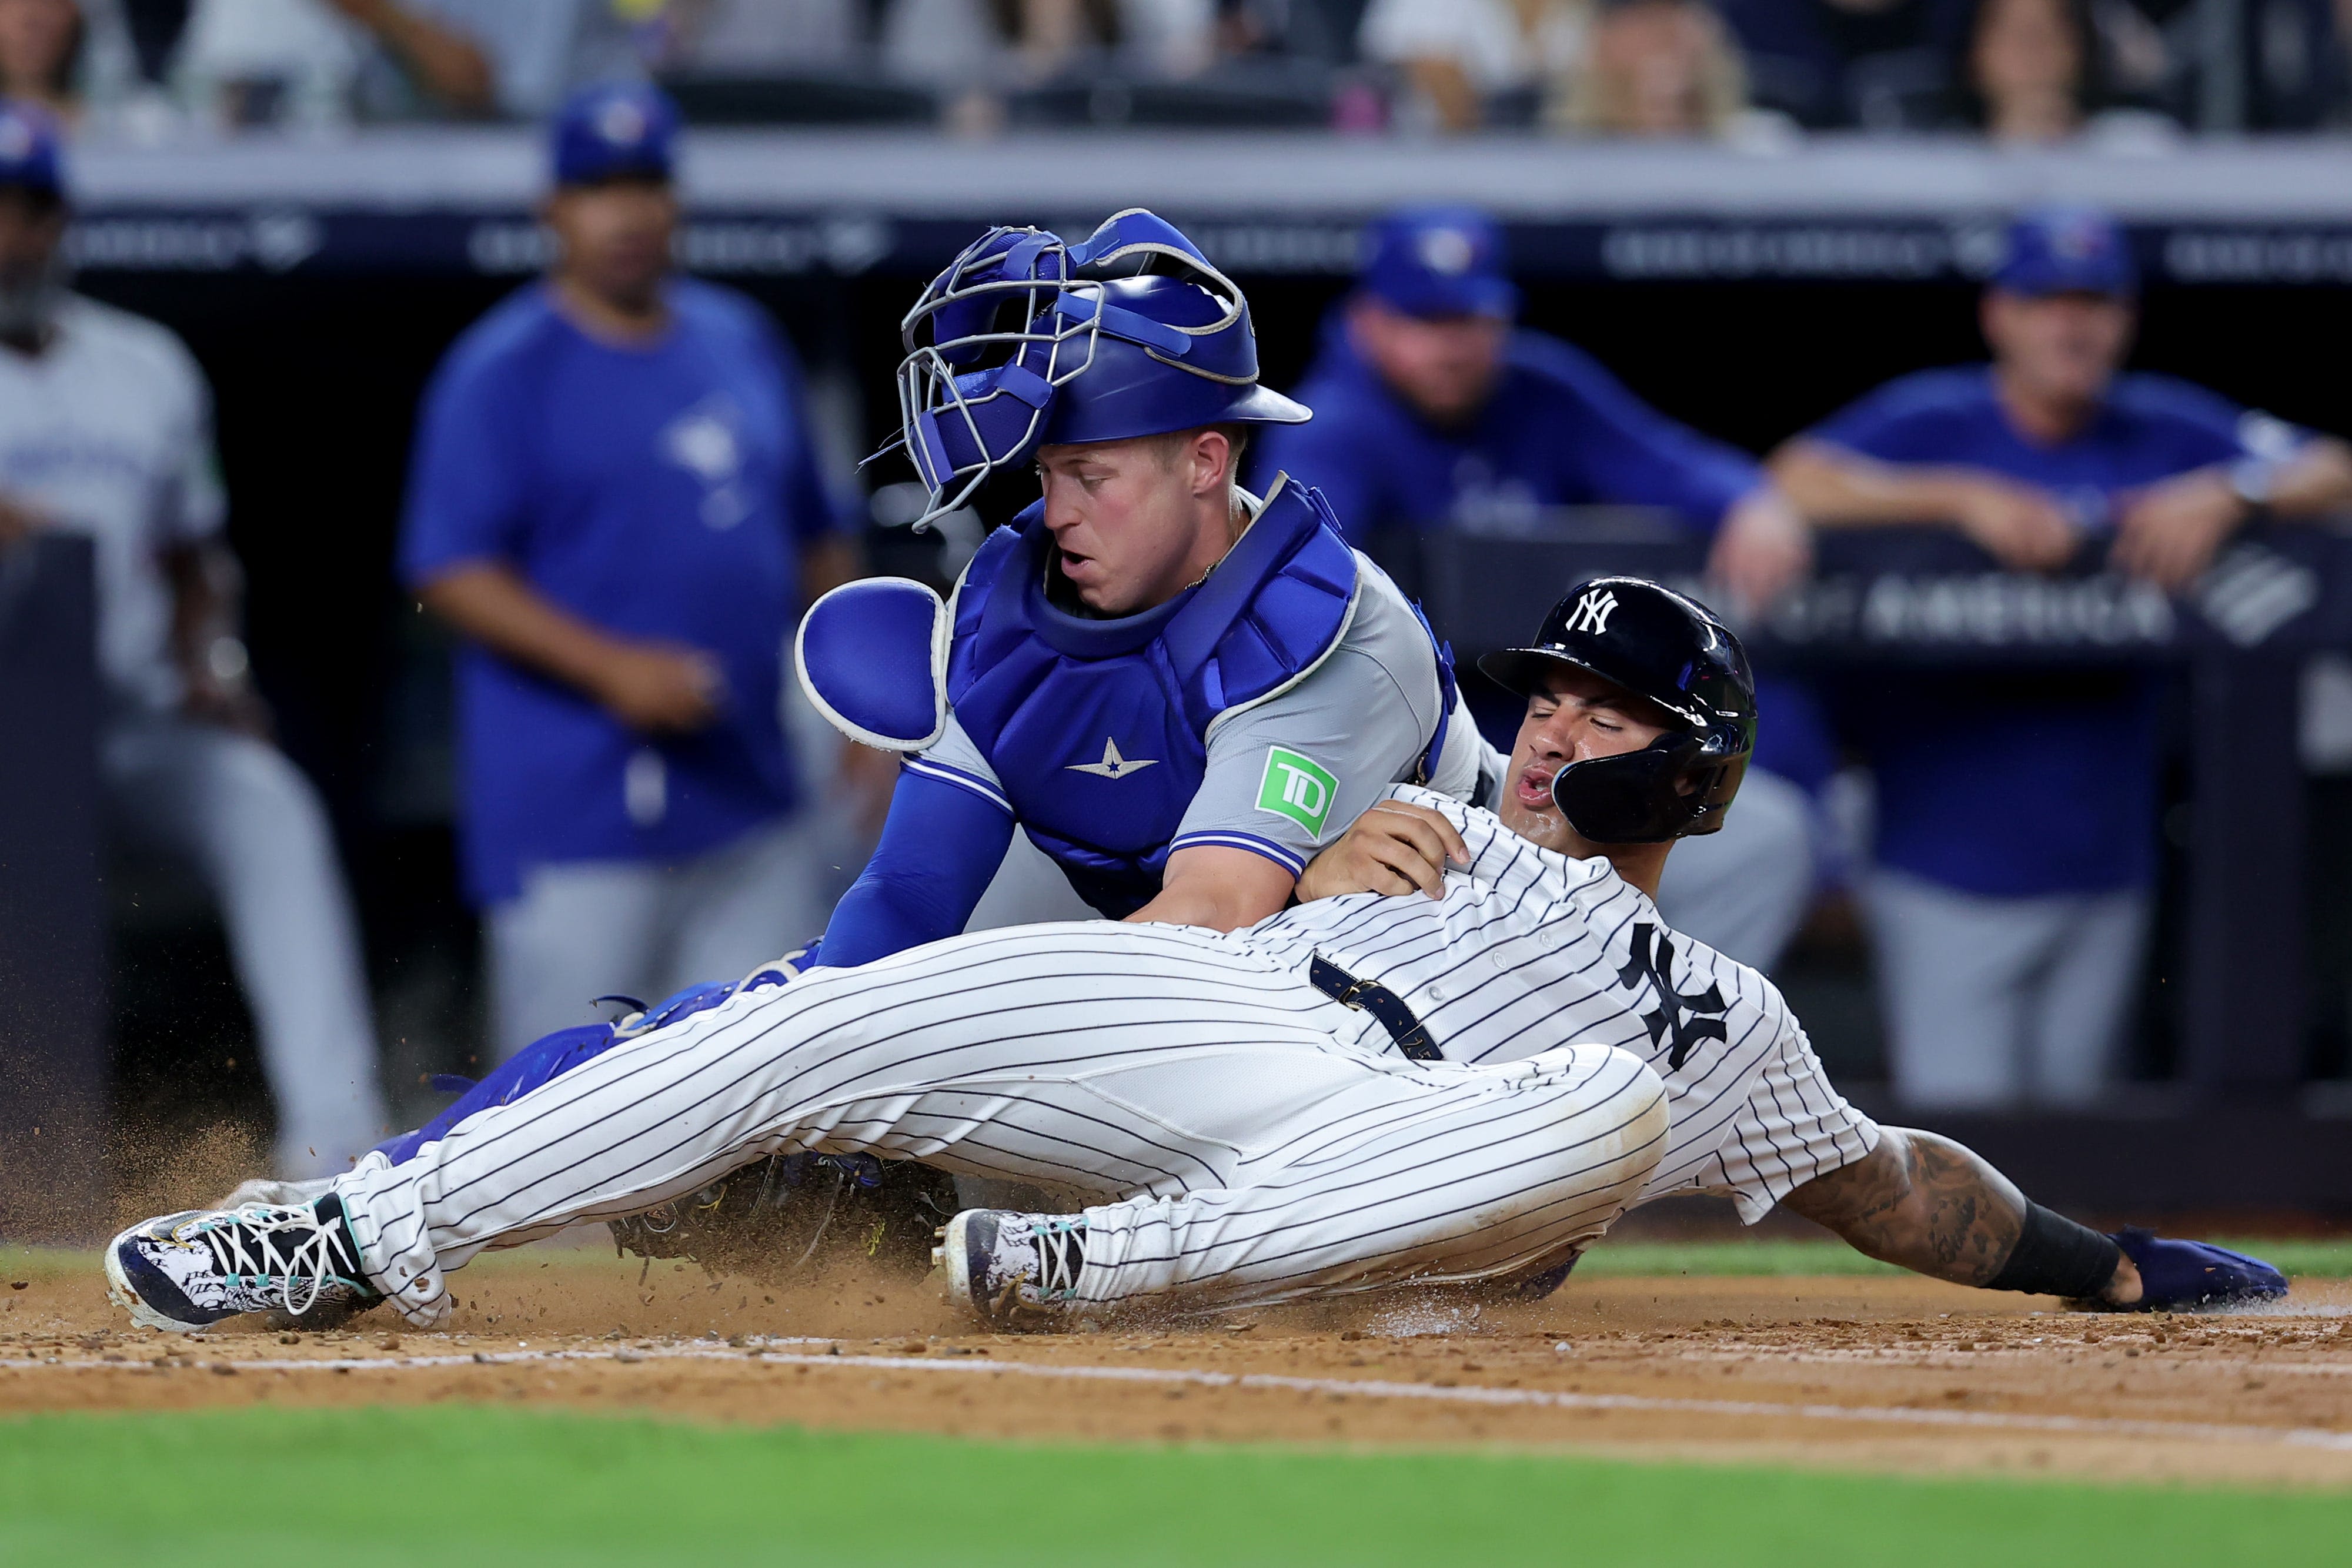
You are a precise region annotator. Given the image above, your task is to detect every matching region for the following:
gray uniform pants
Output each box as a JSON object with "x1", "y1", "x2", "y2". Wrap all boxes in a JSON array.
[
  {"x1": 104, "y1": 714, "x2": 387, "y2": 1178},
  {"x1": 486, "y1": 811, "x2": 846, "y2": 1063},
  {"x1": 1861, "y1": 868, "x2": 2152, "y2": 1109}
]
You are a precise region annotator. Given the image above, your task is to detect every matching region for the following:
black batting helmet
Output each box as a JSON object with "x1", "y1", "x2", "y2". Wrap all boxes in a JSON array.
[{"x1": 1477, "y1": 576, "x2": 1756, "y2": 844}]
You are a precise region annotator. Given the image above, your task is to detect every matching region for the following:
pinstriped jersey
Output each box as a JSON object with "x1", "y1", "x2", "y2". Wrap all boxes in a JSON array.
[{"x1": 1233, "y1": 784, "x2": 1876, "y2": 1219}]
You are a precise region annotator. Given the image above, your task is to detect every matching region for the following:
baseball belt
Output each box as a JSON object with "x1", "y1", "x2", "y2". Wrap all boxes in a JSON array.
[{"x1": 1308, "y1": 955, "x2": 1444, "y2": 1062}]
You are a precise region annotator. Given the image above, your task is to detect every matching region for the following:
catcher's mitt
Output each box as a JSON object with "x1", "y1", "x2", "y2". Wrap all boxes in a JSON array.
[{"x1": 609, "y1": 1152, "x2": 958, "y2": 1285}]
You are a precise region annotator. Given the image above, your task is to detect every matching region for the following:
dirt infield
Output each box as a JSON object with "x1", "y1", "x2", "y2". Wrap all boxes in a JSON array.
[{"x1": 6, "y1": 1242, "x2": 2350, "y2": 1490}]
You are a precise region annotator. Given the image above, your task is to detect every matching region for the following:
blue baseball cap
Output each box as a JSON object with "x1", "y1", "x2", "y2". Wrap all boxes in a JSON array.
[
  {"x1": 1993, "y1": 206, "x2": 2137, "y2": 298},
  {"x1": 0, "y1": 100, "x2": 64, "y2": 201},
  {"x1": 1360, "y1": 205, "x2": 1518, "y2": 319},
  {"x1": 550, "y1": 82, "x2": 680, "y2": 188}
]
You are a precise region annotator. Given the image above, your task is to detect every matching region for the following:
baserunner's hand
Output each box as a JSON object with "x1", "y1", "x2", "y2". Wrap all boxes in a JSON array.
[{"x1": 1298, "y1": 801, "x2": 1469, "y2": 902}]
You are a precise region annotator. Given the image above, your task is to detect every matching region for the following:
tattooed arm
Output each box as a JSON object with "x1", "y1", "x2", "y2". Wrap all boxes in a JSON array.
[{"x1": 1780, "y1": 1126, "x2": 2138, "y2": 1302}]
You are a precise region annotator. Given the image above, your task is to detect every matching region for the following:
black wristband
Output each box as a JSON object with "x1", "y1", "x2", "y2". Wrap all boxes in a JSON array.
[{"x1": 1985, "y1": 1202, "x2": 2122, "y2": 1300}]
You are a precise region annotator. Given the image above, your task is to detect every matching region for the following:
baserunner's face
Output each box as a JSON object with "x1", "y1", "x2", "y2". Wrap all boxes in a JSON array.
[
  {"x1": 1497, "y1": 666, "x2": 1673, "y2": 852},
  {"x1": 1036, "y1": 435, "x2": 1214, "y2": 617}
]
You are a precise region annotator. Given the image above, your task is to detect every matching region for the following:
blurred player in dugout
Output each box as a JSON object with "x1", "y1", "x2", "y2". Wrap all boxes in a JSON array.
[
  {"x1": 400, "y1": 82, "x2": 854, "y2": 1062},
  {"x1": 0, "y1": 102, "x2": 387, "y2": 1176},
  {"x1": 1771, "y1": 207, "x2": 2352, "y2": 1108},
  {"x1": 1251, "y1": 205, "x2": 1820, "y2": 971}
]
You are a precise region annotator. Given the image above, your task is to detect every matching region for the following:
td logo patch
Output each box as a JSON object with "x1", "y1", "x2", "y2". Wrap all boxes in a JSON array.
[{"x1": 1257, "y1": 747, "x2": 1338, "y2": 834}]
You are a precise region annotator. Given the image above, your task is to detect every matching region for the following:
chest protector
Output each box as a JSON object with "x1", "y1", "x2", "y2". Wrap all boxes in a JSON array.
[{"x1": 947, "y1": 479, "x2": 1358, "y2": 915}]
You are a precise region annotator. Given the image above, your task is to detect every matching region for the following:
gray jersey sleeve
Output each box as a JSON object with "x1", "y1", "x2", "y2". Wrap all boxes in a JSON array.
[
  {"x1": 1422, "y1": 687, "x2": 1498, "y2": 805},
  {"x1": 1172, "y1": 566, "x2": 1445, "y2": 878},
  {"x1": 901, "y1": 709, "x2": 1013, "y2": 816}
]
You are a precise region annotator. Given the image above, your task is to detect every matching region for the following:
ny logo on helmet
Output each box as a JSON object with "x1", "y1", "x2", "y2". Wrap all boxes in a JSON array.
[{"x1": 1563, "y1": 589, "x2": 1619, "y2": 636}]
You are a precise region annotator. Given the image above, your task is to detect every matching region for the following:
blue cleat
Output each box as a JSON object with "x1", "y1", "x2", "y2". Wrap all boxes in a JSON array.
[{"x1": 2107, "y1": 1227, "x2": 2288, "y2": 1312}]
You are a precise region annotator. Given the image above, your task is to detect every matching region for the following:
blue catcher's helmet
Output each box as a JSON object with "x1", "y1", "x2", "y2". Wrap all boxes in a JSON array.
[{"x1": 882, "y1": 209, "x2": 1311, "y2": 525}]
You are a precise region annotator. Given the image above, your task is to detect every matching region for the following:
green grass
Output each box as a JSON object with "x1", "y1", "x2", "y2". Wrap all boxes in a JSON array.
[{"x1": 2, "y1": 1407, "x2": 2347, "y2": 1566}]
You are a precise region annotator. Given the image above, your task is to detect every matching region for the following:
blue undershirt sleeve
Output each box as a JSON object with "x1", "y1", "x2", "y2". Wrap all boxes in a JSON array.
[{"x1": 820, "y1": 765, "x2": 1017, "y2": 966}]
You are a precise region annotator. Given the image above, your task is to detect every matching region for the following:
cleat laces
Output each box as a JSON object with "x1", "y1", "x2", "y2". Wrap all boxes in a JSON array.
[
  {"x1": 1025, "y1": 1218, "x2": 1088, "y2": 1303},
  {"x1": 177, "y1": 1203, "x2": 357, "y2": 1319}
]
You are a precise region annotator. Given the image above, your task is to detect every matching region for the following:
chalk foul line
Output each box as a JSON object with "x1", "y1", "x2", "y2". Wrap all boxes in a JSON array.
[{"x1": 7, "y1": 1340, "x2": 2352, "y2": 1453}]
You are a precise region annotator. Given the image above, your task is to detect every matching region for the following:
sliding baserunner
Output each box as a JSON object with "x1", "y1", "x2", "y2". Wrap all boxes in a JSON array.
[{"x1": 106, "y1": 581, "x2": 2281, "y2": 1330}]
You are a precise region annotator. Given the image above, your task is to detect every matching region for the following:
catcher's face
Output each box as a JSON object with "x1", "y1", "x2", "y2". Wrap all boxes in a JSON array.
[
  {"x1": 1498, "y1": 666, "x2": 1675, "y2": 851},
  {"x1": 1036, "y1": 430, "x2": 1240, "y2": 616}
]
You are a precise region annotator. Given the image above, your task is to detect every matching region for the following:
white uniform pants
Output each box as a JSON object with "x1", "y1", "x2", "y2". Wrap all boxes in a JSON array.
[
  {"x1": 338, "y1": 922, "x2": 1668, "y2": 1326},
  {"x1": 1861, "y1": 868, "x2": 2152, "y2": 1110},
  {"x1": 103, "y1": 714, "x2": 387, "y2": 1178},
  {"x1": 1653, "y1": 767, "x2": 1816, "y2": 975},
  {"x1": 486, "y1": 813, "x2": 844, "y2": 1062}
]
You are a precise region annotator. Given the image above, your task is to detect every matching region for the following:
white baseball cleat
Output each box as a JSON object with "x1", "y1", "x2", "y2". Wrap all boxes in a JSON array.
[
  {"x1": 105, "y1": 1195, "x2": 377, "y2": 1333},
  {"x1": 934, "y1": 1210, "x2": 1090, "y2": 1330}
]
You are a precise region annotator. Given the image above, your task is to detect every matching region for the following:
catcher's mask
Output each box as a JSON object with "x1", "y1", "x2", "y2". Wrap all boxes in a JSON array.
[
  {"x1": 1478, "y1": 576, "x2": 1756, "y2": 844},
  {"x1": 873, "y1": 208, "x2": 1310, "y2": 527}
]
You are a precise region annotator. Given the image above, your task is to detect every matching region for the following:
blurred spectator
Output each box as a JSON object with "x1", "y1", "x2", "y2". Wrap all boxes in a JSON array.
[
  {"x1": 637, "y1": 0, "x2": 865, "y2": 73},
  {"x1": 1250, "y1": 206, "x2": 1818, "y2": 971},
  {"x1": 0, "y1": 103, "x2": 389, "y2": 1175},
  {"x1": 2075, "y1": 0, "x2": 2341, "y2": 131},
  {"x1": 1717, "y1": 0, "x2": 1969, "y2": 128},
  {"x1": 884, "y1": 0, "x2": 1216, "y2": 129},
  {"x1": 1960, "y1": 0, "x2": 2095, "y2": 140},
  {"x1": 176, "y1": 0, "x2": 369, "y2": 126},
  {"x1": 178, "y1": 0, "x2": 636, "y2": 126},
  {"x1": 1214, "y1": 0, "x2": 1357, "y2": 62},
  {"x1": 0, "y1": 0, "x2": 153, "y2": 130},
  {"x1": 349, "y1": 0, "x2": 641, "y2": 118},
  {"x1": 1552, "y1": 0, "x2": 1752, "y2": 135},
  {"x1": 1769, "y1": 207, "x2": 2352, "y2": 1109},
  {"x1": 1357, "y1": 0, "x2": 1589, "y2": 131},
  {"x1": 0, "y1": 0, "x2": 84, "y2": 119},
  {"x1": 399, "y1": 85, "x2": 856, "y2": 1062},
  {"x1": 886, "y1": 0, "x2": 1211, "y2": 87}
]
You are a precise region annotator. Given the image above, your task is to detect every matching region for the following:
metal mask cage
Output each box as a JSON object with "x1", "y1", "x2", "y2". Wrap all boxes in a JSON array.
[{"x1": 882, "y1": 212, "x2": 1251, "y2": 528}]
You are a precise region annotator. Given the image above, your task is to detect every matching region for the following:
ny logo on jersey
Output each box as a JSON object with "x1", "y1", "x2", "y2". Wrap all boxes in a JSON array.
[
  {"x1": 1067, "y1": 738, "x2": 1159, "y2": 780},
  {"x1": 1562, "y1": 588, "x2": 1619, "y2": 636},
  {"x1": 1617, "y1": 921, "x2": 1728, "y2": 1071}
]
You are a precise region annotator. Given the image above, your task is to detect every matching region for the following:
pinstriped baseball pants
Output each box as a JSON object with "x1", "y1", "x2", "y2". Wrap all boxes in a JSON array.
[{"x1": 333, "y1": 921, "x2": 1669, "y2": 1326}]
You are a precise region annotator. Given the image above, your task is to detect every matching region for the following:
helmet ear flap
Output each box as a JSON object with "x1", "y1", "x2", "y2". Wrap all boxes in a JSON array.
[
  {"x1": 1681, "y1": 751, "x2": 1749, "y2": 837},
  {"x1": 1550, "y1": 734, "x2": 1708, "y2": 845},
  {"x1": 1549, "y1": 727, "x2": 1750, "y2": 845}
]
